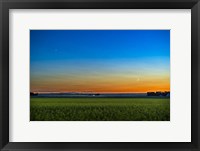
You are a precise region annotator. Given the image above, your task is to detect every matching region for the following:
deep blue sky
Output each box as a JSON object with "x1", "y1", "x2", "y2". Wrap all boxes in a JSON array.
[
  {"x1": 30, "y1": 30, "x2": 170, "y2": 93},
  {"x1": 31, "y1": 30, "x2": 169, "y2": 61}
]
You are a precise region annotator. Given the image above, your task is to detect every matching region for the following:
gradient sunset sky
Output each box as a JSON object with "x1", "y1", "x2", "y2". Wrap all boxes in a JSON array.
[{"x1": 30, "y1": 30, "x2": 170, "y2": 93}]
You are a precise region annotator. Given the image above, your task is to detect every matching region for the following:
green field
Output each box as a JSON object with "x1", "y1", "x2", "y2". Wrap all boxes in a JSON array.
[{"x1": 30, "y1": 98, "x2": 170, "y2": 121}]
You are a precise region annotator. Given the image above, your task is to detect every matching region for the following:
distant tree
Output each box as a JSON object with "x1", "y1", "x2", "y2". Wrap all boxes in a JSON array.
[
  {"x1": 30, "y1": 92, "x2": 38, "y2": 96},
  {"x1": 147, "y1": 92, "x2": 156, "y2": 96},
  {"x1": 147, "y1": 91, "x2": 170, "y2": 97}
]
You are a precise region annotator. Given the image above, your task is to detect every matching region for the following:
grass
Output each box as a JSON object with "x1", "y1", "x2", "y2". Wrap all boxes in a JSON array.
[{"x1": 30, "y1": 97, "x2": 170, "y2": 121}]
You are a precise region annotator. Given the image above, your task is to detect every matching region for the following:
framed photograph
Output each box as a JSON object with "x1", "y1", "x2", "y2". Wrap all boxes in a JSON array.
[{"x1": 0, "y1": 0, "x2": 200, "y2": 150}]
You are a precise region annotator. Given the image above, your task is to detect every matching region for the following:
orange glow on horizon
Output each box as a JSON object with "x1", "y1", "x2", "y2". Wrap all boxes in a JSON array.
[{"x1": 31, "y1": 76, "x2": 170, "y2": 93}]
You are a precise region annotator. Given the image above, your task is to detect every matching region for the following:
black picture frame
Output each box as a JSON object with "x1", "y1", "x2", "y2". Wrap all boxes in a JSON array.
[{"x1": 0, "y1": 0, "x2": 200, "y2": 150}]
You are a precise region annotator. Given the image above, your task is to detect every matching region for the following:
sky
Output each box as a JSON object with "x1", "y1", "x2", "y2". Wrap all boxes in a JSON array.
[{"x1": 30, "y1": 30, "x2": 170, "y2": 93}]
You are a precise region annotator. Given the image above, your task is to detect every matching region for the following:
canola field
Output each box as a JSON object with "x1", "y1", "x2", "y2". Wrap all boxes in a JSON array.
[{"x1": 30, "y1": 97, "x2": 170, "y2": 121}]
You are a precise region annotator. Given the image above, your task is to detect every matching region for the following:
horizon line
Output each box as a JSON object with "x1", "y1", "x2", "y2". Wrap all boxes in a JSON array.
[{"x1": 31, "y1": 91, "x2": 170, "y2": 94}]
